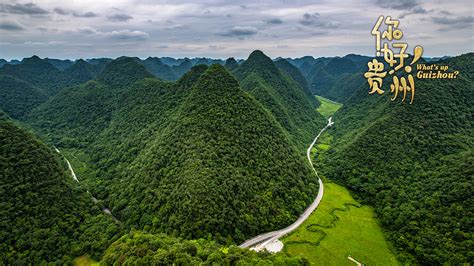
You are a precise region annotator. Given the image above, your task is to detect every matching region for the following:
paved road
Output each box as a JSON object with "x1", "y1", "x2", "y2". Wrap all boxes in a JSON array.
[
  {"x1": 54, "y1": 147, "x2": 120, "y2": 224},
  {"x1": 239, "y1": 117, "x2": 334, "y2": 251}
]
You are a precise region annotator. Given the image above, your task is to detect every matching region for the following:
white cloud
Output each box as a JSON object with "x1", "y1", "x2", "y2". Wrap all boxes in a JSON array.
[{"x1": 100, "y1": 29, "x2": 149, "y2": 40}]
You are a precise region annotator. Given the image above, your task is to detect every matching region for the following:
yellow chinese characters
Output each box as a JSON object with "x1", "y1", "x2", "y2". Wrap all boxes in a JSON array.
[
  {"x1": 367, "y1": 15, "x2": 423, "y2": 104},
  {"x1": 364, "y1": 59, "x2": 386, "y2": 95}
]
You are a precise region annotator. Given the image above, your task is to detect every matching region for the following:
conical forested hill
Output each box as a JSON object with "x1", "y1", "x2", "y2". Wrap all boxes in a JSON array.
[
  {"x1": 224, "y1": 57, "x2": 239, "y2": 71},
  {"x1": 27, "y1": 53, "x2": 323, "y2": 246},
  {"x1": 45, "y1": 58, "x2": 74, "y2": 70},
  {"x1": 97, "y1": 57, "x2": 154, "y2": 88},
  {"x1": 172, "y1": 58, "x2": 193, "y2": 77},
  {"x1": 0, "y1": 74, "x2": 47, "y2": 119},
  {"x1": 28, "y1": 57, "x2": 156, "y2": 147},
  {"x1": 0, "y1": 114, "x2": 121, "y2": 264},
  {"x1": 274, "y1": 58, "x2": 312, "y2": 98},
  {"x1": 194, "y1": 58, "x2": 210, "y2": 65},
  {"x1": 319, "y1": 53, "x2": 473, "y2": 264},
  {"x1": 325, "y1": 57, "x2": 357, "y2": 75},
  {"x1": 0, "y1": 59, "x2": 7, "y2": 68},
  {"x1": 62, "y1": 59, "x2": 100, "y2": 84},
  {"x1": 235, "y1": 50, "x2": 325, "y2": 148},
  {"x1": 105, "y1": 65, "x2": 318, "y2": 242},
  {"x1": 141, "y1": 57, "x2": 178, "y2": 80},
  {"x1": 304, "y1": 55, "x2": 369, "y2": 103},
  {"x1": 0, "y1": 55, "x2": 64, "y2": 96}
]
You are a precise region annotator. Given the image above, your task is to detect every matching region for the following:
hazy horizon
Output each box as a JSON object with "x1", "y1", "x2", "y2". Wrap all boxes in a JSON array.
[{"x1": 2, "y1": 52, "x2": 468, "y2": 62}]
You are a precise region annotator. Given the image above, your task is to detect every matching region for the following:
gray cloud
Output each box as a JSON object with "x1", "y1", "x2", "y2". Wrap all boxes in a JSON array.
[
  {"x1": 376, "y1": 0, "x2": 418, "y2": 10},
  {"x1": 103, "y1": 29, "x2": 149, "y2": 40},
  {"x1": 53, "y1": 7, "x2": 69, "y2": 15},
  {"x1": 440, "y1": 11, "x2": 453, "y2": 16},
  {"x1": 0, "y1": 2, "x2": 48, "y2": 15},
  {"x1": 432, "y1": 15, "x2": 474, "y2": 28},
  {"x1": 311, "y1": 31, "x2": 329, "y2": 36},
  {"x1": 107, "y1": 13, "x2": 133, "y2": 22},
  {"x1": 300, "y1": 13, "x2": 338, "y2": 29},
  {"x1": 0, "y1": 21, "x2": 25, "y2": 31},
  {"x1": 162, "y1": 24, "x2": 187, "y2": 30},
  {"x1": 400, "y1": 6, "x2": 428, "y2": 18},
  {"x1": 265, "y1": 18, "x2": 283, "y2": 24},
  {"x1": 54, "y1": 8, "x2": 97, "y2": 18},
  {"x1": 218, "y1": 26, "x2": 258, "y2": 37},
  {"x1": 77, "y1": 27, "x2": 97, "y2": 34},
  {"x1": 72, "y1": 11, "x2": 98, "y2": 18}
]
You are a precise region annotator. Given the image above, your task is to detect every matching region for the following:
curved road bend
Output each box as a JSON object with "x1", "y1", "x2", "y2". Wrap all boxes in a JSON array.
[
  {"x1": 54, "y1": 147, "x2": 121, "y2": 224},
  {"x1": 239, "y1": 117, "x2": 334, "y2": 251}
]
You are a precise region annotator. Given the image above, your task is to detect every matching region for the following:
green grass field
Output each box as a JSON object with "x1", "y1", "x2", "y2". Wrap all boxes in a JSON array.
[
  {"x1": 316, "y1": 95, "x2": 342, "y2": 118},
  {"x1": 283, "y1": 180, "x2": 399, "y2": 265},
  {"x1": 284, "y1": 111, "x2": 398, "y2": 265}
]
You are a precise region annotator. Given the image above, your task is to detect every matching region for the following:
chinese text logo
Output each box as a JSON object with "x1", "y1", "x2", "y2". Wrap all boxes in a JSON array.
[{"x1": 365, "y1": 16, "x2": 423, "y2": 104}]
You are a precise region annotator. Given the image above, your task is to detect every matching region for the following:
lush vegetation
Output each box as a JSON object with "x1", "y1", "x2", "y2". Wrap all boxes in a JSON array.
[
  {"x1": 294, "y1": 55, "x2": 369, "y2": 103},
  {"x1": 108, "y1": 65, "x2": 318, "y2": 242},
  {"x1": 235, "y1": 50, "x2": 326, "y2": 149},
  {"x1": 224, "y1": 57, "x2": 239, "y2": 71},
  {"x1": 283, "y1": 131, "x2": 398, "y2": 265},
  {"x1": 0, "y1": 113, "x2": 122, "y2": 264},
  {"x1": 0, "y1": 56, "x2": 101, "y2": 97},
  {"x1": 315, "y1": 95, "x2": 342, "y2": 119},
  {"x1": 27, "y1": 54, "x2": 322, "y2": 246},
  {"x1": 319, "y1": 53, "x2": 473, "y2": 264},
  {"x1": 0, "y1": 74, "x2": 47, "y2": 119},
  {"x1": 0, "y1": 56, "x2": 107, "y2": 119},
  {"x1": 274, "y1": 59, "x2": 312, "y2": 99},
  {"x1": 101, "y1": 231, "x2": 308, "y2": 265},
  {"x1": 141, "y1": 57, "x2": 178, "y2": 81}
]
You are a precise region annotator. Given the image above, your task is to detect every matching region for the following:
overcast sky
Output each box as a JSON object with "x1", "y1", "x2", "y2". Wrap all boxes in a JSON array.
[{"x1": 0, "y1": 0, "x2": 472, "y2": 60}]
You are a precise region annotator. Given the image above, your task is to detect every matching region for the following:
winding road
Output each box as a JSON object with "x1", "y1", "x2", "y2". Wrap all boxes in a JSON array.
[
  {"x1": 54, "y1": 147, "x2": 120, "y2": 224},
  {"x1": 239, "y1": 117, "x2": 334, "y2": 252}
]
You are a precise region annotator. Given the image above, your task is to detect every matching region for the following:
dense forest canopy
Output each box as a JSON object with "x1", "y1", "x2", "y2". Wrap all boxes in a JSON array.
[
  {"x1": 101, "y1": 231, "x2": 308, "y2": 265},
  {"x1": 1, "y1": 50, "x2": 472, "y2": 264},
  {"x1": 317, "y1": 53, "x2": 473, "y2": 264},
  {"x1": 20, "y1": 51, "x2": 324, "y2": 247},
  {"x1": 235, "y1": 50, "x2": 325, "y2": 149},
  {"x1": 0, "y1": 113, "x2": 122, "y2": 264}
]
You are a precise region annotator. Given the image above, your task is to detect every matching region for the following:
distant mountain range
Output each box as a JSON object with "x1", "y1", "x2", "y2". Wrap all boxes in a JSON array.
[{"x1": 0, "y1": 54, "x2": 450, "y2": 104}]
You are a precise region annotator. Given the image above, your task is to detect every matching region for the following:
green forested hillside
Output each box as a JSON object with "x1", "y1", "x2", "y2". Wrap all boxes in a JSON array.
[
  {"x1": 0, "y1": 56, "x2": 104, "y2": 120},
  {"x1": 27, "y1": 56, "x2": 321, "y2": 245},
  {"x1": 0, "y1": 56, "x2": 78, "y2": 97},
  {"x1": 101, "y1": 231, "x2": 307, "y2": 265},
  {"x1": 29, "y1": 57, "x2": 159, "y2": 148},
  {"x1": 172, "y1": 58, "x2": 193, "y2": 77},
  {"x1": 62, "y1": 59, "x2": 102, "y2": 84},
  {"x1": 224, "y1": 57, "x2": 239, "y2": 71},
  {"x1": 319, "y1": 53, "x2": 473, "y2": 264},
  {"x1": 45, "y1": 58, "x2": 74, "y2": 70},
  {"x1": 304, "y1": 55, "x2": 368, "y2": 103},
  {"x1": 0, "y1": 75, "x2": 47, "y2": 119},
  {"x1": 105, "y1": 65, "x2": 318, "y2": 242},
  {"x1": 141, "y1": 57, "x2": 178, "y2": 80},
  {"x1": 274, "y1": 58, "x2": 312, "y2": 99},
  {"x1": 0, "y1": 114, "x2": 122, "y2": 264},
  {"x1": 0, "y1": 59, "x2": 7, "y2": 68},
  {"x1": 97, "y1": 57, "x2": 154, "y2": 88},
  {"x1": 235, "y1": 50, "x2": 325, "y2": 149}
]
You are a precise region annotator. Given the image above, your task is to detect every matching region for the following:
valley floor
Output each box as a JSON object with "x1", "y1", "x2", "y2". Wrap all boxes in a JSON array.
[
  {"x1": 282, "y1": 97, "x2": 398, "y2": 265},
  {"x1": 315, "y1": 95, "x2": 342, "y2": 118},
  {"x1": 282, "y1": 180, "x2": 398, "y2": 265}
]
